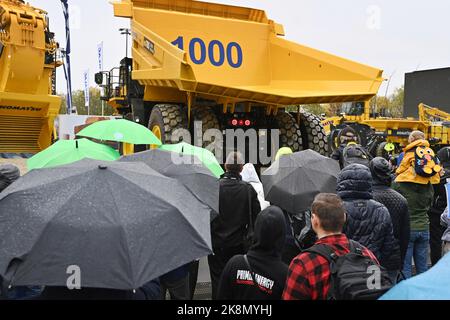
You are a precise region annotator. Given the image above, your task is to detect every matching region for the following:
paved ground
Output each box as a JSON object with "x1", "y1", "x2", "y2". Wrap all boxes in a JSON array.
[
  {"x1": 197, "y1": 257, "x2": 211, "y2": 283},
  {"x1": 194, "y1": 257, "x2": 212, "y2": 300}
]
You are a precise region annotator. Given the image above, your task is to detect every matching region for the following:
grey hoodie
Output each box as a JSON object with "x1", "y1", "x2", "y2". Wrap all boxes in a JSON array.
[{"x1": 441, "y1": 208, "x2": 450, "y2": 242}]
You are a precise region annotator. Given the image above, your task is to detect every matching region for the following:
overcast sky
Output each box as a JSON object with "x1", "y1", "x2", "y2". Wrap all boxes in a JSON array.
[{"x1": 32, "y1": 0, "x2": 450, "y2": 97}]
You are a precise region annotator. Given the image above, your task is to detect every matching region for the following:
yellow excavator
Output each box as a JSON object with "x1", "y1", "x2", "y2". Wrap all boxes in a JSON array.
[
  {"x1": 0, "y1": 0, "x2": 61, "y2": 155},
  {"x1": 97, "y1": 0, "x2": 384, "y2": 161},
  {"x1": 323, "y1": 101, "x2": 450, "y2": 158}
]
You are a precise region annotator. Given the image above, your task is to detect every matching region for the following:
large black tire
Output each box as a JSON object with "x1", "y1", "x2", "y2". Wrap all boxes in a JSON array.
[
  {"x1": 148, "y1": 104, "x2": 188, "y2": 144},
  {"x1": 328, "y1": 128, "x2": 341, "y2": 153},
  {"x1": 191, "y1": 107, "x2": 221, "y2": 148},
  {"x1": 299, "y1": 112, "x2": 329, "y2": 156},
  {"x1": 275, "y1": 112, "x2": 303, "y2": 152}
]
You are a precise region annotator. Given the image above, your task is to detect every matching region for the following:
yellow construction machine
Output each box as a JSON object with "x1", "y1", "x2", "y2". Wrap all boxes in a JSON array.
[
  {"x1": 0, "y1": 0, "x2": 61, "y2": 155},
  {"x1": 323, "y1": 102, "x2": 450, "y2": 159},
  {"x1": 97, "y1": 0, "x2": 384, "y2": 161}
]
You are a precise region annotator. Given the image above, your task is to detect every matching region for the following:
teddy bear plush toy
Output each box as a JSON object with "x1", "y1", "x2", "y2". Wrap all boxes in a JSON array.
[{"x1": 415, "y1": 146, "x2": 442, "y2": 177}]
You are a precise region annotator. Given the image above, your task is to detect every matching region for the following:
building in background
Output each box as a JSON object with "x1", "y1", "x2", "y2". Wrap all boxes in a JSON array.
[{"x1": 56, "y1": 115, "x2": 118, "y2": 140}]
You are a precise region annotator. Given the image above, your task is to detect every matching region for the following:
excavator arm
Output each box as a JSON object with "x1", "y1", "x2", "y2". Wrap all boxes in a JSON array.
[{"x1": 418, "y1": 103, "x2": 450, "y2": 122}]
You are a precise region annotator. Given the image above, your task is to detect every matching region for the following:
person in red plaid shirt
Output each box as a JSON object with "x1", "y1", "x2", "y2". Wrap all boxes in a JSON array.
[{"x1": 282, "y1": 193, "x2": 379, "y2": 300}]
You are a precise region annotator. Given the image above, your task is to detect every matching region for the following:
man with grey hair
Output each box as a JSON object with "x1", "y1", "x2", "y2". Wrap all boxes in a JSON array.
[
  {"x1": 208, "y1": 151, "x2": 261, "y2": 300},
  {"x1": 408, "y1": 130, "x2": 425, "y2": 144}
]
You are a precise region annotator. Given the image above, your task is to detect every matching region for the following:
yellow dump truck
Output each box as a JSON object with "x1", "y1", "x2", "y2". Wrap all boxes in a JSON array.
[
  {"x1": 98, "y1": 0, "x2": 384, "y2": 161},
  {"x1": 0, "y1": 0, "x2": 61, "y2": 155}
]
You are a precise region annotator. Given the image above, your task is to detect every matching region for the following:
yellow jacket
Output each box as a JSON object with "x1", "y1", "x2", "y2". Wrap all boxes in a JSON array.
[{"x1": 395, "y1": 139, "x2": 440, "y2": 185}]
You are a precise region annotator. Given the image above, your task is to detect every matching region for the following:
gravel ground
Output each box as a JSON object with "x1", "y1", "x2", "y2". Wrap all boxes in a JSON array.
[{"x1": 0, "y1": 158, "x2": 28, "y2": 175}]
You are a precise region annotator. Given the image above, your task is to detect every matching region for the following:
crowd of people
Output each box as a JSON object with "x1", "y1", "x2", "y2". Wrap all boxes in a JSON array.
[
  {"x1": 1, "y1": 127, "x2": 450, "y2": 300},
  {"x1": 210, "y1": 129, "x2": 450, "y2": 300}
]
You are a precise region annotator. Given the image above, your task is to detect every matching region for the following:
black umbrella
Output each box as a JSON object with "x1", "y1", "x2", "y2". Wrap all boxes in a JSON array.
[
  {"x1": 0, "y1": 159, "x2": 212, "y2": 290},
  {"x1": 261, "y1": 150, "x2": 340, "y2": 213},
  {"x1": 119, "y1": 149, "x2": 219, "y2": 217}
]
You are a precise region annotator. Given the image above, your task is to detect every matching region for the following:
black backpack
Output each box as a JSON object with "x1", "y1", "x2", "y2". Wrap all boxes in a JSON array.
[
  {"x1": 413, "y1": 145, "x2": 441, "y2": 178},
  {"x1": 304, "y1": 240, "x2": 393, "y2": 300},
  {"x1": 342, "y1": 143, "x2": 371, "y2": 168}
]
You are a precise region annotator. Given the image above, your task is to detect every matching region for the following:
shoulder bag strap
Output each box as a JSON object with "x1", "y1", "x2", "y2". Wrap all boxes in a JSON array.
[
  {"x1": 303, "y1": 244, "x2": 337, "y2": 264},
  {"x1": 243, "y1": 255, "x2": 266, "y2": 293},
  {"x1": 348, "y1": 240, "x2": 364, "y2": 255}
]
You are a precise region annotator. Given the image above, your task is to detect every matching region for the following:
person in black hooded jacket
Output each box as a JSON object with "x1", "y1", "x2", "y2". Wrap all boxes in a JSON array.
[
  {"x1": 369, "y1": 157, "x2": 410, "y2": 278},
  {"x1": 337, "y1": 164, "x2": 400, "y2": 273},
  {"x1": 209, "y1": 152, "x2": 261, "y2": 300},
  {"x1": 217, "y1": 206, "x2": 288, "y2": 300}
]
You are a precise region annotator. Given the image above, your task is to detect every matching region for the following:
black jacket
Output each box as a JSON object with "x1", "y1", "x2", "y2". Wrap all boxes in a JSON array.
[
  {"x1": 372, "y1": 184, "x2": 410, "y2": 267},
  {"x1": 331, "y1": 144, "x2": 346, "y2": 169},
  {"x1": 337, "y1": 164, "x2": 401, "y2": 271},
  {"x1": 211, "y1": 172, "x2": 261, "y2": 250},
  {"x1": 430, "y1": 168, "x2": 450, "y2": 216},
  {"x1": 217, "y1": 206, "x2": 288, "y2": 300}
]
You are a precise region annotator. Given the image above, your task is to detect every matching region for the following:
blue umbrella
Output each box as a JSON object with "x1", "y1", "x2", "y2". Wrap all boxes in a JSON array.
[{"x1": 380, "y1": 252, "x2": 450, "y2": 300}]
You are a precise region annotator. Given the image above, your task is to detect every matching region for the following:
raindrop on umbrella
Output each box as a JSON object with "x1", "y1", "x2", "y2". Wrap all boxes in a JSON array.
[{"x1": 114, "y1": 132, "x2": 124, "y2": 140}]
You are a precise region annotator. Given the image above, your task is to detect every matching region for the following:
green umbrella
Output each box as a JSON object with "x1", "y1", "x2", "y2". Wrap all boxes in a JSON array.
[
  {"x1": 27, "y1": 139, "x2": 120, "y2": 170},
  {"x1": 159, "y1": 142, "x2": 224, "y2": 178},
  {"x1": 77, "y1": 119, "x2": 162, "y2": 146}
]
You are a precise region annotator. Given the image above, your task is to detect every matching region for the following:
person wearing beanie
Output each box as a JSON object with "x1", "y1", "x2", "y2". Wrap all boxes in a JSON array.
[
  {"x1": 0, "y1": 164, "x2": 20, "y2": 193},
  {"x1": 337, "y1": 164, "x2": 400, "y2": 272},
  {"x1": 370, "y1": 157, "x2": 410, "y2": 282}
]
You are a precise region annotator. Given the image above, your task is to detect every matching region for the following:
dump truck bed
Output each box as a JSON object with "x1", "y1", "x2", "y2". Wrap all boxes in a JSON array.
[{"x1": 114, "y1": 0, "x2": 384, "y2": 105}]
